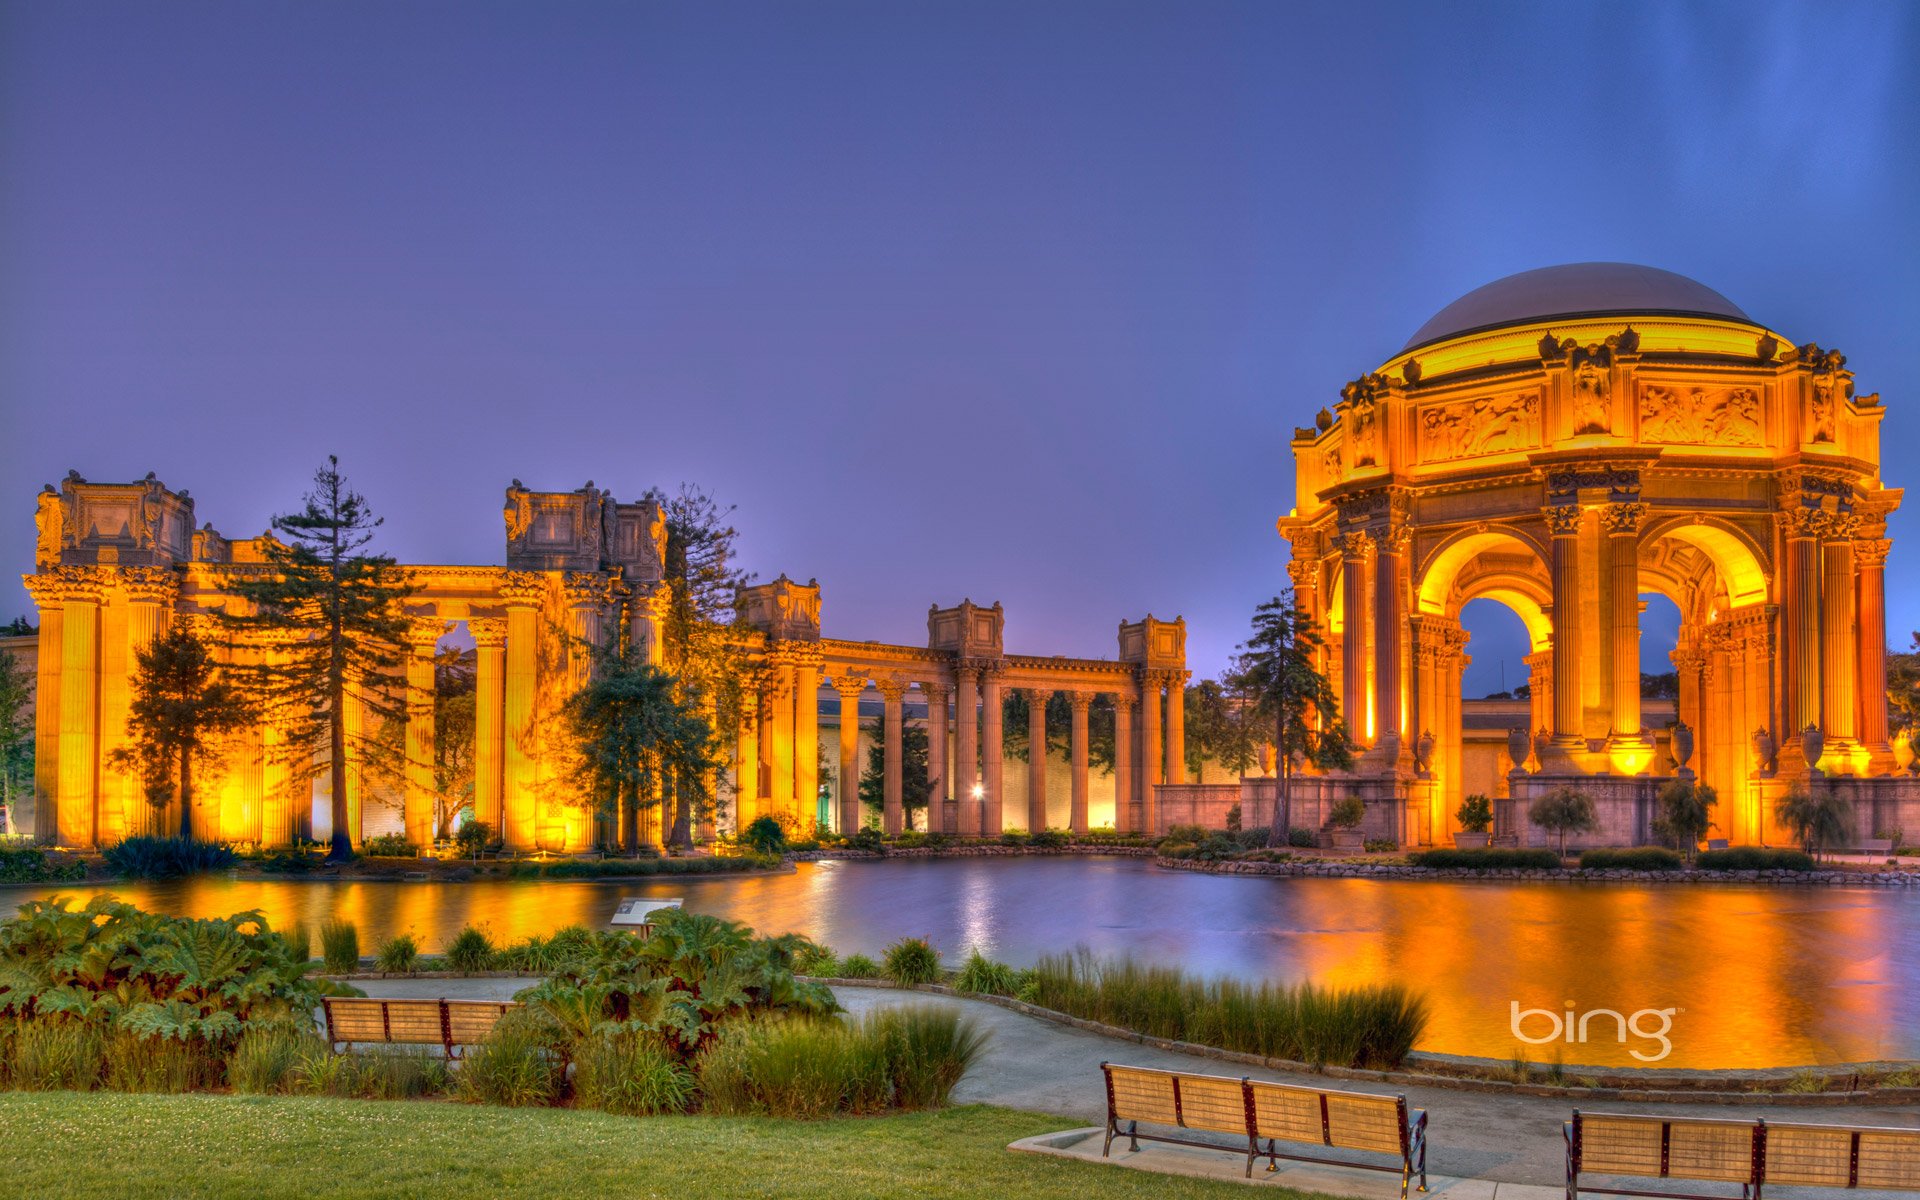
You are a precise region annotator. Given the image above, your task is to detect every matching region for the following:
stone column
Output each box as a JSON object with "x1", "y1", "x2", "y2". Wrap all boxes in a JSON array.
[
  {"x1": 403, "y1": 617, "x2": 445, "y2": 850},
  {"x1": 1544, "y1": 504, "x2": 1585, "y2": 754},
  {"x1": 499, "y1": 573, "x2": 543, "y2": 851},
  {"x1": 981, "y1": 670, "x2": 1004, "y2": 834},
  {"x1": 23, "y1": 576, "x2": 64, "y2": 844},
  {"x1": 876, "y1": 677, "x2": 906, "y2": 835},
  {"x1": 1782, "y1": 512, "x2": 1824, "y2": 747},
  {"x1": 1139, "y1": 673, "x2": 1163, "y2": 834},
  {"x1": 735, "y1": 691, "x2": 760, "y2": 832},
  {"x1": 1165, "y1": 672, "x2": 1188, "y2": 785},
  {"x1": 1857, "y1": 538, "x2": 1895, "y2": 770},
  {"x1": 924, "y1": 685, "x2": 951, "y2": 833},
  {"x1": 1603, "y1": 501, "x2": 1650, "y2": 752},
  {"x1": 1339, "y1": 534, "x2": 1371, "y2": 743},
  {"x1": 1111, "y1": 695, "x2": 1134, "y2": 832},
  {"x1": 1067, "y1": 690, "x2": 1093, "y2": 835},
  {"x1": 767, "y1": 656, "x2": 796, "y2": 825},
  {"x1": 469, "y1": 618, "x2": 507, "y2": 835},
  {"x1": 57, "y1": 570, "x2": 105, "y2": 847},
  {"x1": 954, "y1": 665, "x2": 980, "y2": 835},
  {"x1": 1821, "y1": 526, "x2": 1859, "y2": 749},
  {"x1": 832, "y1": 675, "x2": 865, "y2": 833},
  {"x1": 793, "y1": 656, "x2": 821, "y2": 830},
  {"x1": 1025, "y1": 688, "x2": 1050, "y2": 832},
  {"x1": 1372, "y1": 528, "x2": 1408, "y2": 765}
]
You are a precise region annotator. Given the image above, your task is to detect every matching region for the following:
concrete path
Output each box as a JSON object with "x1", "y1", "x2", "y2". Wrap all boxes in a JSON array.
[{"x1": 354, "y1": 978, "x2": 1920, "y2": 1194}]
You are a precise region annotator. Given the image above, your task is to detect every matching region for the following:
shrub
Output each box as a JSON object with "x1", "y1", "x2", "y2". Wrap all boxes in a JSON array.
[
  {"x1": 1027, "y1": 829, "x2": 1069, "y2": 850},
  {"x1": 695, "y1": 1007, "x2": 984, "y2": 1118},
  {"x1": 1164, "y1": 823, "x2": 1209, "y2": 844},
  {"x1": 1580, "y1": 847, "x2": 1683, "y2": 871},
  {"x1": 865, "y1": 1004, "x2": 989, "y2": 1109},
  {"x1": 0, "y1": 845, "x2": 85, "y2": 883},
  {"x1": 1225, "y1": 802, "x2": 1242, "y2": 833},
  {"x1": 10, "y1": 1021, "x2": 105, "y2": 1090},
  {"x1": 445, "y1": 926, "x2": 497, "y2": 974},
  {"x1": 1696, "y1": 847, "x2": 1816, "y2": 872},
  {"x1": 742, "y1": 815, "x2": 788, "y2": 856},
  {"x1": 1028, "y1": 950, "x2": 1426, "y2": 1069},
  {"x1": 1408, "y1": 847, "x2": 1561, "y2": 870},
  {"x1": 573, "y1": 1030, "x2": 697, "y2": 1115},
  {"x1": 1288, "y1": 827, "x2": 1319, "y2": 848},
  {"x1": 361, "y1": 833, "x2": 417, "y2": 857},
  {"x1": 374, "y1": 933, "x2": 419, "y2": 974},
  {"x1": 953, "y1": 949, "x2": 1022, "y2": 997},
  {"x1": 320, "y1": 921, "x2": 361, "y2": 973},
  {"x1": 1456, "y1": 794, "x2": 1494, "y2": 834},
  {"x1": 458, "y1": 1011, "x2": 561, "y2": 1107},
  {"x1": 1775, "y1": 787, "x2": 1853, "y2": 859},
  {"x1": 279, "y1": 923, "x2": 311, "y2": 963},
  {"x1": 845, "y1": 827, "x2": 886, "y2": 854},
  {"x1": 101, "y1": 836, "x2": 237, "y2": 879},
  {"x1": 1328, "y1": 796, "x2": 1366, "y2": 829},
  {"x1": 838, "y1": 954, "x2": 881, "y2": 980},
  {"x1": 228, "y1": 1020, "x2": 326, "y2": 1095},
  {"x1": 791, "y1": 942, "x2": 839, "y2": 978},
  {"x1": 997, "y1": 830, "x2": 1029, "y2": 847},
  {"x1": 506, "y1": 856, "x2": 771, "y2": 879},
  {"x1": 882, "y1": 937, "x2": 941, "y2": 987},
  {"x1": 1361, "y1": 838, "x2": 1397, "y2": 853},
  {"x1": 454, "y1": 820, "x2": 495, "y2": 857}
]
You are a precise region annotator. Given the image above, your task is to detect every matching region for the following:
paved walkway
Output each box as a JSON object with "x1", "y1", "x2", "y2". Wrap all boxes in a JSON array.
[{"x1": 355, "y1": 978, "x2": 1920, "y2": 1194}]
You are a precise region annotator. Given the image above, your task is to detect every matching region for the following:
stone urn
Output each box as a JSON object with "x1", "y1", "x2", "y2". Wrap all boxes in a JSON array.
[
  {"x1": 1507, "y1": 728, "x2": 1532, "y2": 773},
  {"x1": 1801, "y1": 723, "x2": 1825, "y2": 771},
  {"x1": 1752, "y1": 727, "x2": 1776, "y2": 775},
  {"x1": 1416, "y1": 729, "x2": 1436, "y2": 774},
  {"x1": 1534, "y1": 726, "x2": 1552, "y2": 762},
  {"x1": 1671, "y1": 721, "x2": 1694, "y2": 773}
]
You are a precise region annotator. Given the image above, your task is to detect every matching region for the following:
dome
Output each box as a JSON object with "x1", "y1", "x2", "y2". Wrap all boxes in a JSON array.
[{"x1": 1401, "y1": 263, "x2": 1756, "y2": 353}]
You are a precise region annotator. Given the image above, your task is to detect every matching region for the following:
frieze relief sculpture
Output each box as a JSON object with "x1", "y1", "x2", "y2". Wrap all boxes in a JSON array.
[
  {"x1": 1417, "y1": 391, "x2": 1540, "y2": 462},
  {"x1": 1638, "y1": 385, "x2": 1762, "y2": 447}
]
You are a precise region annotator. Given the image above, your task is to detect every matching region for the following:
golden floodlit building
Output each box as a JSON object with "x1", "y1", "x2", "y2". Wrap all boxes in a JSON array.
[{"x1": 1279, "y1": 263, "x2": 1918, "y2": 848}]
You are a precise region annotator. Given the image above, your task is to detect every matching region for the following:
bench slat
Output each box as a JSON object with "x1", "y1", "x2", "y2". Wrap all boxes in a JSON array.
[
  {"x1": 1174, "y1": 1073, "x2": 1249, "y2": 1137},
  {"x1": 1248, "y1": 1081, "x2": 1325, "y2": 1146},
  {"x1": 1327, "y1": 1093, "x2": 1407, "y2": 1155}
]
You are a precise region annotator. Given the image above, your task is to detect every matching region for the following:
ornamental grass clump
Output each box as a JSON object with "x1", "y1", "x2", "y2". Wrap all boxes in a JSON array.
[
  {"x1": 374, "y1": 933, "x2": 419, "y2": 974},
  {"x1": 882, "y1": 937, "x2": 941, "y2": 986},
  {"x1": 9, "y1": 1021, "x2": 105, "y2": 1090},
  {"x1": 694, "y1": 1006, "x2": 985, "y2": 1119},
  {"x1": 1028, "y1": 949, "x2": 1427, "y2": 1069},
  {"x1": 952, "y1": 949, "x2": 1022, "y2": 997},
  {"x1": 837, "y1": 954, "x2": 880, "y2": 980},
  {"x1": 320, "y1": 921, "x2": 361, "y2": 973},
  {"x1": 445, "y1": 926, "x2": 497, "y2": 974},
  {"x1": 457, "y1": 1011, "x2": 561, "y2": 1108},
  {"x1": 102, "y1": 1030, "x2": 222, "y2": 1093},
  {"x1": 227, "y1": 1019, "x2": 326, "y2": 1095},
  {"x1": 572, "y1": 1030, "x2": 697, "y2": 1116}
]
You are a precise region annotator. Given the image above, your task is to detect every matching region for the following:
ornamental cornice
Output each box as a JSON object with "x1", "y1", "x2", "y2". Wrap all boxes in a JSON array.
[
  {"x1": 467, "y1": 617, "x2": 508, "y2": 648},
  {"x1": 1544, "y1": 466, "x2": 1640, "y2": 502},
  {"x1": 119, "y1": 566, "x2": 181, "y2": 605},
  {"x1": 562, "y1": 571, "x2": 619, "y2": 608},
  {"x1": 21, "y1": 573, "x2": 64, "y2": 608}
]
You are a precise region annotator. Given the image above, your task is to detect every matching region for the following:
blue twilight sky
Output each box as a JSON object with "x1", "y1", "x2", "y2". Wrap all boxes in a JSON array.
[{"x1": 2, "y1": 2, "x2": 1916, "y2": 692}]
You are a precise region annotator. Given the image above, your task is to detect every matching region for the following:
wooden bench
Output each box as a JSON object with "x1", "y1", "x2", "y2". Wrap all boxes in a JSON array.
[
  {"x1": 1101, "y1": 1062, "x2": 1428, "y2": 1195},
  {"x1": 1567, "y1": 1111, "x2": 1920, "y2": 1200},
  {"x1": 320, "y1": 997, "x2": 518, "y2": 1059}
]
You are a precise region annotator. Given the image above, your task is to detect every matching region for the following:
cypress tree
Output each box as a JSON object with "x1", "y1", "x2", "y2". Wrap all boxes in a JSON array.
[{"x1": 109, "y1": 624, "x2": 256, "y2": 841}]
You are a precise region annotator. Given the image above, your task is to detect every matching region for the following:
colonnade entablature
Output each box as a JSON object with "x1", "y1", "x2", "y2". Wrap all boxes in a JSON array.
[
  {"x1": 20, "y1": 472, "x2": 1193, "y2": 852},
  {"x1": 1277, "y1": 263, "x2": 1909, "y2": 849}
]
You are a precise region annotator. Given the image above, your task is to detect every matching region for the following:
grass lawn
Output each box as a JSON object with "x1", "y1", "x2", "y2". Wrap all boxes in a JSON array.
[{"x1": 0, "y1": 1093, "x2": 1308, "y2": 1200}]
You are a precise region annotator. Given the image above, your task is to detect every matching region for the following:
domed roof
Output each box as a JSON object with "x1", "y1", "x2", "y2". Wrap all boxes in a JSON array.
[{"x1": 1401, "y1": 263, "x2": 1755, "y2": 353}]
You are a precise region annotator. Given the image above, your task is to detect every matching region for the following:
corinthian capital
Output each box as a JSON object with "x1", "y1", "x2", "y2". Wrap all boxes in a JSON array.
[
  {"x1": 1541, "y1": 504, "x2": 1583, "y2": 537},
  {"x1": 1600, "y1": 501, "x2": 1648, "y2": 537},
  {"x1": 1855, "y1": 538, "x2": 1893, "y2": 568},
  {"x1": 498, "y1": 571, "x2": 546, "y2": 606}
]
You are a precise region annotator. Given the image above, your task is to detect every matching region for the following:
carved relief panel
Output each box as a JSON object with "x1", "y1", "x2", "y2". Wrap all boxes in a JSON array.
[
  {"x1": 1415, "y1": 391, "x2": 1541, "y2": 463},
  {"x1": 1638, "y1": 385, "x2": 1763, "y2": 447}
]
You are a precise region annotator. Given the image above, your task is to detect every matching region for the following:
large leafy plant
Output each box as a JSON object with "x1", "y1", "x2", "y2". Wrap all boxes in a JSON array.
[{"x1": 514, "y1": 908, "x2": 835, "y2": 1061}]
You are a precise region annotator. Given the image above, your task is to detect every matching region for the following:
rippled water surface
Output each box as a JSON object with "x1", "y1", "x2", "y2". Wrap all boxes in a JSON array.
[{"x1": 6, "y1": 857, "x2": 1914, "y2": 1069}]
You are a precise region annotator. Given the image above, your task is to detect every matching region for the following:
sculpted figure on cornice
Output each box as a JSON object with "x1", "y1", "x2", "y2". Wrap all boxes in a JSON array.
[
  {"x1": 1569, "y1": 342, "x2": 1613, "y2": 435},
  {"x1": 503, "y1": 480, "x2": 534, "y2": 544},
  {"x1": 1418, "y1": 392, "x2": 1540, "y2": 462},
  {"x1": 1340, "y1": 373, "x2": 1390, "y2": 469},
  {"x1": 34, "y1": 487, "x2": 62, "y2": 570},
  {"x1": 1639, "y1": 385, "x2": 1762, "y2": 447}
]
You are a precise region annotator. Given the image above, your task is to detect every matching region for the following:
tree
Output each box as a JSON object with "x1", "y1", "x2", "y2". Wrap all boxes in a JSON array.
[
  {"x1": 220, "y1": 457, "x2": 415, "y2": 861},
  {"x1": 565, "y1": 653, "x2": 716, "y2": 849},
  {"x1": 107, "y1": 625, "x2": 256, "y2": 841},
  {"x1": 1775, "y1": 785, "x2": 1853, "y2": 860},
  {"x1": 647, "y1": 485, "x2": 759, "y2": 848},
  {"x1": 1640, "y1": 672, "x2": 1680, "y2": 700},
  {"x1": 1652, "y1": 779, "x2": 1717, "y2": 860},
  {"x1": 431, "y1": 647, "x2": 477, "y2": 839},
  {"x1": 1183, "y1": 679, "x2": 1260, "y2": 780},
  {"x1": 1527, "y1": 786, "x2": 1598, "y2": 858},
  {"x1": 857, "y1": 719, "x2": 930, "y2": 828},
  {"x1": 1889, "y1": 633, "x2": 1920, "y2": 757},
  {"x1": 0, "y1": 649, "x2": 33, "y2": 837},
  {"x1": 1227, "y1": 592, "x2": 1355, "y2": 848},
  {"x1": 1003, "y1": 691, "x2": 1119, "y2": 774},
  {"x1": 0, "y1": 617, "x2": 34, "y2": 637}
]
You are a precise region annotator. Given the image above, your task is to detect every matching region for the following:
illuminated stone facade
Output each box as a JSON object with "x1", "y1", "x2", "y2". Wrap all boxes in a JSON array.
[
  {"x1": 19, "y1": 476, "x2": 1190, "y2": 850},
  {"x1": 1279, "y1": 264, "x2": 1917, "y2": 848}
]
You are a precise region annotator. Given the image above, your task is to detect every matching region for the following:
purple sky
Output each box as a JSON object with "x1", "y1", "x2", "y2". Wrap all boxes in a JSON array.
[{"x1": 3, "y1": 2, "x2": 1916, "y2": 689}]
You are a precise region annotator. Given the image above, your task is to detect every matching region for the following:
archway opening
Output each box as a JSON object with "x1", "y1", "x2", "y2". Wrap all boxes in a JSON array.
[
  {"x1": 1638, "y1": 592, "x2": 1683, "y2": 709},
  {"x1": 1460, "y1": 597, "x2": 1533, "y2": 700}
]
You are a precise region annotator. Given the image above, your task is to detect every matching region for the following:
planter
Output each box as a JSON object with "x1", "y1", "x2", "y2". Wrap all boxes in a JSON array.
[
  {"x1": 1453, "y1": 832, "x2": 1491, "y2": 850},
  {"x1": 1330, "y1": 829, "x2": 1366, "y2": 851}
]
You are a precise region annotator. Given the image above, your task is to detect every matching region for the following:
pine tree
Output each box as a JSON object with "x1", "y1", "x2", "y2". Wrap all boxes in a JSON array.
[
  {"x1": 857, "y1": 718, "x2": 931, "y2": 828},
  {"x1": 1227, "y1": 592, "x2": 1354, "y2": 846},
  {"x1": 566, "y1": 653, "x2": 716, "y2": 848},
  {"x1": 108, "y1": 625, "x2": 256, "y2": 841},
  {"x1": 220, "y1": 457, "x2": 415, "y2": 860}
]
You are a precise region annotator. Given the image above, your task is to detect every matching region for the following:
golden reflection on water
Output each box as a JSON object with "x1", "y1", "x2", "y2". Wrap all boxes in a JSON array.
[{"x1": 5, "y1": 859, "x2": 1913, "y2": 1069}]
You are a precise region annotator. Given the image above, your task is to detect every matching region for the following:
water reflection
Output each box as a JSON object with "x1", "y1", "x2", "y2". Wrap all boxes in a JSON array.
[{"x1": 5, "y1": 857, "x2": 1914, "y2": 1069}]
